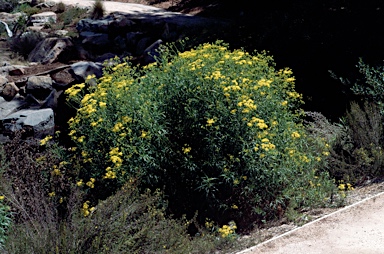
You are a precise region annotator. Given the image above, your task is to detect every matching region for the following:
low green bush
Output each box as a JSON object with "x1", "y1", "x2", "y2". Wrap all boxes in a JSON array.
[
  {"x1": 66, "y1": 41, "x2": 336, "y2": 230},
  {"x1": 89, "y1": 0, "x2": 105, "y2": 20},
  {"x1": 8, "y1": 31, "x2": 44, "y2": 58}
]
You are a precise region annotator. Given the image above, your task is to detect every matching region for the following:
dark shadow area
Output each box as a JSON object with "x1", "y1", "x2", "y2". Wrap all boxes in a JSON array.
[{"x1": 168, "y1": 0, "x2": 384, "y2": 120}]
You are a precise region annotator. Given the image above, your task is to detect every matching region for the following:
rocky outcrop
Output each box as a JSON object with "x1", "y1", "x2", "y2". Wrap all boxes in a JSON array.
[
  {"x1": 2, "y1": 108, "x2": 54, "y2": 138},
  {"x1": 30, "y1": 11, "x2": 57, "y2": 27},
  {"x1": 28, "y1": 37, "x2": 73, "y2": 64}
]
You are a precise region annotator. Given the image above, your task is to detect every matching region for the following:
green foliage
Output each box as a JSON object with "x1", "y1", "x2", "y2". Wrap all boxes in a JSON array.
[
  {"x1": 89, "y1": 0, "x2": 105, "y2": 20},
  {"x1": 55, "y1": 1, "x2": 66, "y2": 13},
  {"x1": 12, "y1": 3, "x2": 39, "y2": 16},
  {"x1": 0, "y1": 146, "x2": 11, "y2": 250},
  {"x1": 306, "y1": 102, "x2": 384, "y2": 185},
  {"x1": 66, "y1": 41, "x2": 336, "y2": 229},
  {"x1": 350, "y1": 59, "x2": 384, "y2": 113},
  {"x1": 57, "y1": 6, "x2": 88, "y2": 26}
]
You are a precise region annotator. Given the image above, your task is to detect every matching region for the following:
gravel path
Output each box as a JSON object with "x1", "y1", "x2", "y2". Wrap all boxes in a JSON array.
[{"x1": 238, "y1": 192, "x2": 384, "y2": 254}]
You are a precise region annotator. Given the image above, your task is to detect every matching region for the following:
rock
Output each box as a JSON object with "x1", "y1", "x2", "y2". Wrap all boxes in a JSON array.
[
  {"x1": 51, "y1": 68, "x2": 75, "y2": 87},
  {"x1": 0, "y1": 96, "x2": 29, "y2": 119},
  {"x1": 1, "y1": 108, "x2": 54, "y2": 138},
  {"x1": 41, "y1": 89, "x2": 63, "y2": 110},
  {"x1": 54, "y1": 29, "x2": 69, "y2": 37},
  {"x1": 0, "y1": 76, "x2": 7, "y2": 86},
  {"x1": 0, "y1": 12, "x2": 25, "y2": 24},
  {"x1": 28, "y1": 37, "x2": 73, "y2": 64},
  {"x1": 1, "y1": 82, "x2": 19, "y2": 101},
  {"x1": 30, "y1": 11, "x2": 57, "y2": 27},
  {"x1": 26, "y1": 76, "x2": 53, "y2": 100},
  {"x1": 0, "y1": 65, "x2": 27, "y2": 76},
  {"x1": 70, "y1": 61, "x2": 103, "y2": 82},
  {"x1": 77, "y1": 18, "x2": 111, "y2": 33},
  {"x1": 141, "y1": 39, "x2": 162, "y2": 65},
  {"x1": 80, "y1": 32, "x2": 110, "y2": 47},
  {"x1": 136, "y1": 37, "x2": 152, "y2": 55}
]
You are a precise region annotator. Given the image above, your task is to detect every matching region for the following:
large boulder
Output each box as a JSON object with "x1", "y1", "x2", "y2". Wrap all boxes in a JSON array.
[
  {"x1": 0, "y1": 82, "x2": 19, "y2": 101},
  {"x1": 28, "y1": 37, "x2": 73, "y2": 64},
  {"x1": 0, "y1": 96, "x2": 27, "y2": 119},
  {"x1": 70, "y1": 61, "x2": 103, "y2": 82},
  {"x1": 1, "y1": 108, "x2": 54, "y2": 138},
  {"x1": 26, "y1": 76, "x2": 53, "y2": 100}
]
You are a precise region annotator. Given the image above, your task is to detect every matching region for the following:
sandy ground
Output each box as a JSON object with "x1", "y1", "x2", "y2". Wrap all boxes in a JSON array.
[
  {"x1": 47, "y1": 0, "x2": 188, "y2": 16},
  {"x1": 238, "y1": 192, "x2": 384, "y2": 254}
]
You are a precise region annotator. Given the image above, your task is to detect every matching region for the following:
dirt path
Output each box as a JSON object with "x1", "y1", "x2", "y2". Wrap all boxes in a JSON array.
[{"x1": 238, "y1": 192, "x2": 384, "y2": 254}]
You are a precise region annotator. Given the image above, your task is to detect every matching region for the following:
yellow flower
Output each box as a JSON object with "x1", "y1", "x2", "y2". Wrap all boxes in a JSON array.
[
  {"x1": 40, "y1": 135, "x2": 52, "y2": 146},
  {"x1": 112, "y1": 122, "x2": 124, "y2": 132},
  {"x1": 49, "y1": 192, "x2": 55, "y2": 197},
  {"x1": 206, "y1": 118, "x2": 215, "y2": 126},
  {"x1": 0, "y1": 196, "x2": 4, "y2": 200},
  {"x1": 52, "y1": 167, "x2": 61, "y2": 176},
  {"x1": 322, "y1": 151, "x2": 330, "y2": 156},
  {"x1": 77, "y1": 136, "x2": 85, "y2": 143},
  {"x1": 281, "y1": 101, "x2": 288, "y2": 106},
  {"x1": 291, "y1": 132, "x2": 301, "y2": 138},
  {"x1": 233, "y1": 179, "x2": 240, "y2": 185},
  {"x1": 99, "y1": 101, "x2": 107, "y2": 107},
  {"x1": 86, "y1": 178, "x2": 95, "y2": 188},
  {"x1": 231, "y1": 204, "x2": 238, "y2": 209},
  {"x1": 182, "y1": 145, "x2": 192, "y2": 154},
  {"x1": 140, "y1": 130, "x2": 148, "y2": 138},
  {"x1": 77, "y1": 179, "x2": 84, "y2": 187}
]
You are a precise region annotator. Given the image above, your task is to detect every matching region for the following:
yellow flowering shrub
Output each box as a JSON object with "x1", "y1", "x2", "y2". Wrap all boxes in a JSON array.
[{"x1": 67, "y1": 41, "x2": 335, "y2": 228}]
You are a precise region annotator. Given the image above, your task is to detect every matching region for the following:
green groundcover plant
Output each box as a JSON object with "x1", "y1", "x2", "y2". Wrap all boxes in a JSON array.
[{"x1": 66, "y1": 41, "x2": 335, "y2": 230}]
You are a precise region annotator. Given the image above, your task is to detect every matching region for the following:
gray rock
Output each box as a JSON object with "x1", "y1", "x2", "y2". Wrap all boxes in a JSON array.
[
  {"x1": 28, "y1": 37, "x2": 73, "y2": 64},
  {"x1": 81, "y1": 32, "x2": 109, "y2": 47},
  {"x1": 0, "y1": 12, "x2": 25, "y2": 24},
  {"x1": 0, "y1": 76, "x2": 7, "y2": 87},
  {"x1": 0, "y1": 65, "x2": 27, "y2": 76},
  {"x1": 1, "y1": 108, "x2": 54, "y2": 138},
  {"x1": 41, "y1": 89, "x2": 63, "y2": 110},
  {"x1": 70, "y1": 61, "x2": 103, "y2": 82},
  {"x1": 141, "y1": 39, "x2": 162, "y2": 65},
  {"x1": 30, "y1": 11, "x2": 57, "y2": 27},
  {"x1": 0, "y1": 96, "x2": 28, "y2": 119},
  {"x1": 77, "y1": 18, "x2": 111, "y2": 33},
  {"x1": 26, "y1": 76, "x2": 53, "y2": 100},
  {"x1": 1, "y1": 82, "x2": 19, "y2": 101}
]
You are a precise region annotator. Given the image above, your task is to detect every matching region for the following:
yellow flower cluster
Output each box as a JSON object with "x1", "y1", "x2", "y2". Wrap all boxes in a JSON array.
[
  {"x1": 247, "y1": 117, "x2": 268, "y2": 129},
  {"x1": 104, "y1": 167, "x2": 116, "y2": 179},
  {"x1": 109, "y1": 147, "x2": 123, "y2": 168},
  {"x1": 237, "y1": 97, "x2": 257, "y2": 113},
  {"x1": 51, "y1": 165, "x2": 61, "y2": 176},
  {"x1": 261, "y1": 138, "x2": 276, "y2": 151},
  {"x1": 291, "y1": 131, "x2": 301, "y2": 138},
  {"x1": 40, "y1": 135, "x2": 52, "y2": 146},
  {"x1": 218, "y1": 221, "x2": 237, "y2": 238},
  {"x1": 86, "y1": 178, "x2": 95, "y2": 188},
  {"x1": 65, "y1": 83, "x2": 85, "y2": 97},
  {"x1": 82, "y1": 201, "x2": 95, "y2": 217}
]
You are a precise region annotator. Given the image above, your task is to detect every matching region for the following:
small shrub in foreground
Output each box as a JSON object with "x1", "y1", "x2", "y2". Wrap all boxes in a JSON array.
[
  {"x1": 89, "y1": 0, "x2": 105, "y2": 20},
  {"x1": 66, "y1": 41, "x2": 336, "y2": 230}
]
